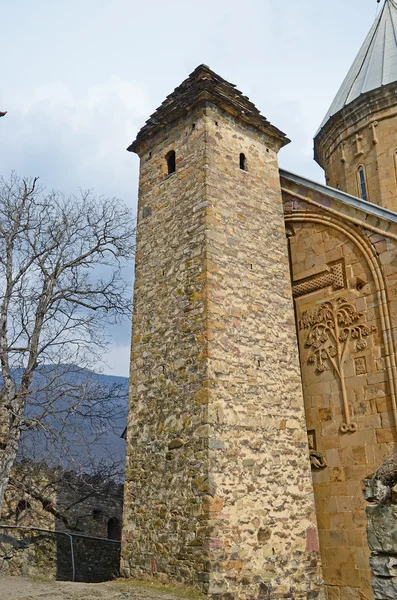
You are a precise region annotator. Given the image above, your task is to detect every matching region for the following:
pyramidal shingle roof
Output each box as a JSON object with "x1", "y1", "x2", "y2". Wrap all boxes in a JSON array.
[
  {"x1": 128, "y1": 65, "x2": 289, "y2": 153},
  {"x1": 318, "y1": 0, "x2": 397, "y2": 130}
]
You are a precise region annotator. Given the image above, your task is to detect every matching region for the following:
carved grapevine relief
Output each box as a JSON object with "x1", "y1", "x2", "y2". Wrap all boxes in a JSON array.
[{"x1": 300, "y1": 297, "x2": 376, "y2": 434}]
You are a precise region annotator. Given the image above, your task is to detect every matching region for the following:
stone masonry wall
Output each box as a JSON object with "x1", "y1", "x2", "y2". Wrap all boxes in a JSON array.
[
  {"x1": 288, "y1": 219, "x2": 382, "y2": 600},
  {"x1": 363, "y1": 455, "x2": 397, "y2": 599},
  {"x1": 282, "y1": 173, "x2": 397, "y2": 600},
  {"x1": 202, "y1": 105, "x2": 322, "y2": 599},
  {"x1": 122, "y1": 100, "x2": 323, "y2": 599},
  {"x1": 122, "y1": 105, "x2": 211, "y2": 586},
  {"x1": 1, "y1": 463, "x2": 123, "y2": 581}
]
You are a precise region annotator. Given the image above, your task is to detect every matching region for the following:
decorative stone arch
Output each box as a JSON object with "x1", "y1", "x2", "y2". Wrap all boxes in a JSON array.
[{"x1": 285, "y1": 209, "x2": 397, "y2": 432}]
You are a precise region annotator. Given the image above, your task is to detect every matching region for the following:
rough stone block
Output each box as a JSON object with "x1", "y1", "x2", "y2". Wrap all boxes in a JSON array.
[
  {"x1": 367, "y1": 504, "x2": 397, "y2": 553},
  {"x1": 372, "y1": 576, "x2": 397, "y2": 600},
  {"x1": 370, "y1": 555, "x2": 397, "y2": 577},
  {"x1": 363, "y1": 478, "x2": 391, "y2": 504}
]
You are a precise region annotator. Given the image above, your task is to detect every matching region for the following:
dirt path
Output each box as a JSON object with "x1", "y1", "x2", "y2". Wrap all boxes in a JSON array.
[{"x1": 0, "y1": 576, "x2": 201, "y2": 600}]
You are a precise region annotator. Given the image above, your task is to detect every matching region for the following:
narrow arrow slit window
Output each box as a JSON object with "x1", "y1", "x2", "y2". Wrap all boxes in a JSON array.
[
  {"x1": 166, "y1": 150, "x2": 176, "y2": 175},
  {"x1": 358, "y1": 166, "x2": 368, "y2": 201}
]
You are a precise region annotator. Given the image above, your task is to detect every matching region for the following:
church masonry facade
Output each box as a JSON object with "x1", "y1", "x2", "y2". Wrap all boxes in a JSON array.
[
  {"x1": 122, "y1": 2, "x2": 397, "y2": 599},
  {"x1": 282, "y1": 172, "x2": 397, "y2": 600}
]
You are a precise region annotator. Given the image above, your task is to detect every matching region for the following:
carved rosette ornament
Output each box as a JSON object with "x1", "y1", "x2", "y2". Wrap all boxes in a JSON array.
[{"x1": 300, "y1": 297, "x2": 376, "y2": 434}]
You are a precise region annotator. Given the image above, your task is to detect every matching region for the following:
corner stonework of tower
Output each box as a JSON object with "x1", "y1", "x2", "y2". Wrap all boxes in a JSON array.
[{"x1": 121, "y1": 65, "x2": 324, "y2": 599}]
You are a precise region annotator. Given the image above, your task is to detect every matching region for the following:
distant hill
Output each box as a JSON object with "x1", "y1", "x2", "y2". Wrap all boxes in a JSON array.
[{"x1": 12, "y1": 365, "x2": 129, "y2": 478}]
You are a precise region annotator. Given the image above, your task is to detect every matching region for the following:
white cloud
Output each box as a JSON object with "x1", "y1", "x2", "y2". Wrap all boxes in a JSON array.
[
  {"x1": 100, "y1": 344, "x2": 132, "y2": 378},
  {"x1": 0, "y1": 0, "x2": 382, "y2": 380},
  {"x1": 0, "y1": 77, "x2": 150, "y2": 205}
]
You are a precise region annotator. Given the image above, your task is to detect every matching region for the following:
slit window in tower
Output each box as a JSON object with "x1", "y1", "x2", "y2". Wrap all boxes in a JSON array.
[
  {"x1": 358, "y1": 166, "x2": 368, "y2": 201},
  {"x1": 240, "y1": 153, "x2": 247, "y2": 171},
  {"x1": 166, "y1": 150, "x2": 176, "y2": 175}
]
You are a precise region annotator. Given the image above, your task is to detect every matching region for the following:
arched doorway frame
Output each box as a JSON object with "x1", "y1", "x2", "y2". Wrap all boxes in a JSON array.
[{"x1": 285, "y1": 209, "x2": 397, "y2": 431}]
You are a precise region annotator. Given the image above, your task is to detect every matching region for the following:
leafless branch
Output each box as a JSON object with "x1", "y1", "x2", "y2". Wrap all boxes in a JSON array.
[{"x1": 0, "y1": 172, "x2": 135, "y2": 513}]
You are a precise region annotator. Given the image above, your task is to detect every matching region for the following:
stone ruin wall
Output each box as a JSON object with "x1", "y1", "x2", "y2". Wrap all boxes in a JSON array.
[
  {"x1": 0, "y1": 462, "x2": 123, "y2": 581},
  {"x1": 0, "y1": 528, "x2": 121, "y2": 583},
  {"x1": 122, "y1": 101, "x2": 323, "y2": 599}
]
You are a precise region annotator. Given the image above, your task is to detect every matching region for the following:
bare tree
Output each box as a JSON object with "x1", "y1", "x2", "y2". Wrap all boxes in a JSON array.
[{"x1": 0, "y1": 172, "x2": 135, "y2": 513}]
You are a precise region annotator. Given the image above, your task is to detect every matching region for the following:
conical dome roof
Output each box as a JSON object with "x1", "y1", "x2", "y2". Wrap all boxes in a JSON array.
[{"x1": 319, "y1": 0, "x2": 397, "y2": 130}]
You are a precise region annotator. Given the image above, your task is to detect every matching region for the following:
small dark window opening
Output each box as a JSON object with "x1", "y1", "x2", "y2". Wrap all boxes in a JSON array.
[
  {"x1": 16, "y1": 500, "x2": 31, "y2": 522},
  {"x1": 166, "y1": 150, "x2": 176, "y2": 175},
  {"x1": 240, "y1": 153, "x2": 247, "y2": 171},
  {"x1": 358, "y1": 166, "x2": 368, "y2": 201},
  {"x1": 92, "y1": 508, "x2": 101, "y2": 520},
  {"x1": 107, "y1": 517, "x2": 121, "y2": 540},
  {"x1": 356, "y1": 278, "x2": 366, "y2": 292}
]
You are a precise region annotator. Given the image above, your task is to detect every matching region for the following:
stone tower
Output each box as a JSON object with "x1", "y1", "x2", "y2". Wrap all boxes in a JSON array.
[
  {"x1": 315, "y1": 0, "x2": 397, "y2": 211},
  {"x1": 121, "y1": 66, "x2": 323, "y2": 599}
]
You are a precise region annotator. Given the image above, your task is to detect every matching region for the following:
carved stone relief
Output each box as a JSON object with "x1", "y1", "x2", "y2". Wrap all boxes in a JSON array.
[
  {"x1": 299, "y1": 297, "x2": 376, "y2": 434},
  {"x1": 292, "y1": 260, "x2": 345, "y2": 298},
  {"x1": 354, "y1": 357, "x2": 367, "y2": 376}
]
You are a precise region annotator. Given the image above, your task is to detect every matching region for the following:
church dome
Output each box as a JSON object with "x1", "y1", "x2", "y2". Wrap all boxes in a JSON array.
[
  {"x1": 314, "y1": 0, "x2": 397, "y2": 211},
  {"x1": 319, "y1": 0, "x2": 397, "y2": 130}
]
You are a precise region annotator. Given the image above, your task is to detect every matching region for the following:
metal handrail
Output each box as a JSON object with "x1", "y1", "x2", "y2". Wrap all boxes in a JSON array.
[{"x1": 0, "y1": 524, "x2": 121, "y2": 582}]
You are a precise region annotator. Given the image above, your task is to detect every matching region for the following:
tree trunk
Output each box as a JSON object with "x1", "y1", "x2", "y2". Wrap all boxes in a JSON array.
[{"x1": 0, "y1": 418, "x2": 22, "y2": 516}]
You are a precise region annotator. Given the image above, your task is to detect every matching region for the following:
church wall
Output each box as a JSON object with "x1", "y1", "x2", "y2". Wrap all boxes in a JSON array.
[{"x1": 283, "y1": 180, "x2": 397, "y2": 600}]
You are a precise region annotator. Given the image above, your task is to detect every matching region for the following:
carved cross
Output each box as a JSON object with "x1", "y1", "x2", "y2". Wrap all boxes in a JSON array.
[
  {"x1": 371, "y1": 121, "x2": 379, "y2": 145},
  {"x1": 355, "y1": 133, "x2": 364, "y2": 156},
  {"x1": 340, "y1": 141, "x2": 346, "y2": 164}
]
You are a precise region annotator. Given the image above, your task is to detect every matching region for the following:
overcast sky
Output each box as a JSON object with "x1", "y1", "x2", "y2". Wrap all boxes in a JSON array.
[{"x1": 0, "y1": 0, "x2": 382, "y2": 376}]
